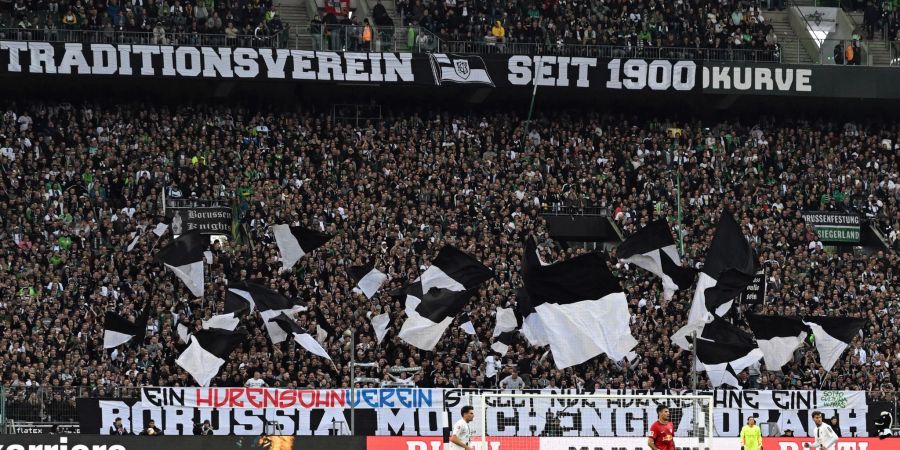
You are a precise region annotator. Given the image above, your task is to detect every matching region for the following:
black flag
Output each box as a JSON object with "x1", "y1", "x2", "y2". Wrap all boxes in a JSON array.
[
  {"x1": 176, "y1": 328, "x2": 247, "y2": 386},
  {"x1": 271, "y1": 224, "x2": 332, "y2": 271},
  {"x1": 696, "y1": 318, "x2": 763, "y2": 388},
  {"x1": 673, "y1": 213, "x2": 757, "y2": 350},
  {"x1": 103, "y1": 309, "x2": 148, "y2": 349},
  {"x1": 154, "y1": 230, "x2": 207, "y2": 297},
  {"x1": 226, "y1": 281, "x2": 307, "y2": 343},
  {"x1": 398, "y1": 246, "x2": 493, "y2": 350},
  {"x1": 802, "y1": 316, "x2": 867, "y2": 371},
  {"x1": 269, "y1": 313, "x2": 333, "y2": 361},
  {"x1": 519, "y1": 237, "x2": 637, "y2": 369},
  {"x1": 348, "y1": 261, "x2": 388, "y2": 299},
  {"x1": 617, "y1": 219, "x2": 697, "y2": 300},
  {"x1": 748, "y1": 315, "x2": 810, "y2": 370}
]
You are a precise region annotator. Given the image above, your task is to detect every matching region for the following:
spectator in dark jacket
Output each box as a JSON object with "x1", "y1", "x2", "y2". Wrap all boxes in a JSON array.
[
  {"x1": 110, "y1": 417, "x2": 128, "y2": 435},
  {"x1": 140, "y1": 420, "x2": 163, "y2": 436}
]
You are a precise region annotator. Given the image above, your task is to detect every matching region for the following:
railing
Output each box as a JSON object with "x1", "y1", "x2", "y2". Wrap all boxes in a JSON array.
[
  {"x1": 442, "y1": 40, "x2": 781, "y2": 62},
  {"x1": 0, "y1": 27, "x2": 291, "y2": 49},
  {"x1": 541, "y1": 205, "x2": 612, "y2": 217},
  {"x1": 784, "y1": 36, "x2": 897, "y2": 65},
  {"x1": 2, "y1": 386, "x2": 140, "y2": 424},
  {"x1": 788, "y1": 0, "x2": 823, "y2": 63},
  {"x1": 1, "y1": 23, "x2": 898, "y2": 66},
  {"x1": 300, "y1": 25, "x2": 440, "y2": 53}
]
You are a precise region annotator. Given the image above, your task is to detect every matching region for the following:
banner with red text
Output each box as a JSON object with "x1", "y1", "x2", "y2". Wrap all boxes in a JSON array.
[
  {"x1": 77, "y1": 388, "x2": 871, "y2": 437},
  {"x1": 140, "y1": 387, "x2": 439, "y2": 410}
]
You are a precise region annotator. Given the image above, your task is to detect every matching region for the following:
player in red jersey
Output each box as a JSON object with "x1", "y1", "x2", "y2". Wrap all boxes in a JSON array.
[{"x1": 648, "y1": 404, "x2": 676, "y2": 450}]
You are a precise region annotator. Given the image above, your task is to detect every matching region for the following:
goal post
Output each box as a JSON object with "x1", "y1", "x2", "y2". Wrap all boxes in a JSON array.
[{"x1": 474, "y1": 392, "x2": 714, "y2": 450}]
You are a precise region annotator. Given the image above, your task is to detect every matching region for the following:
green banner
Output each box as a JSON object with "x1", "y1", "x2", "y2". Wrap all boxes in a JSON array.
[{"x1": 801, "y1": 211, "x2": 861, "y2": 243}]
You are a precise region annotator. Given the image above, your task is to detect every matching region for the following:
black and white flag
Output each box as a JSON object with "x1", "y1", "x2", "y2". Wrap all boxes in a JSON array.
[
  {"x1": 491, "y1": 331, "x2": 517, "y2": 356},
  {"x1": 125, "y1": 224, "x2": 148, "y2": 252},
  {"x1": 616, "y1": 219, "x2": 697, "y2": 301},
  {"x1": 227, "y1": 281, "x2": 307, "y2": 344},
  {"x1": 128, "y1": 221, "x2": 169, "y2": 252},
  {"x1": 398, "y1": 246, "x2": 493, "y2": 351},
  {"x1": 747, "y1": 315, "x2": 809, "y2": 370},
  {"x1": 519, "y1": 237, "x2": 638, "y2": 369},
  {"x1": 673, "y1": 213, "x2": 757, "y2": 350},
  {"x1": 154, "y1": 230, "x2": 207, "y2": 297},
  {"x1": 202, "y1": 313, "x2": 242, "y2": 331},
  {"x1": 458, "y1": 311, "x2": 476, "y2": 336},
  {"x1": 200, "y1": 282, "x2": 260, "y2": 331},
  {"x1": 348, "y1": 261, "x2": 388, "y2": 299},
  {"x1": 492, "y1": 307, "x2": 519, "y2": 337},
  {"x1": 368, "y1": 311, "x2": 393, "y2": 345},
  {"x1": 696, "y1": 318, "x2": 763, "y2": 388},
  {"x1": 176, "y1": 328, "x2": 247, "y2": 387},
  {"x1": 271, "y1": 224, "x2": 332, "y2": 272},
  {"x1": 802, "y1": 316, "x2": 867, "y2": 371},
  {"x1": 311, "y1": 305, "x2": 336, "y2": 344},
  {"x1": 269, "y1": 313, "x2": 332, "y2": 361},
  {"x1": 176, "y1": 323, "x2": 191, "y2": 344},
  {"x1": 429, "y1": 53, "x2": 495, "y2": 86},
  {"x1": 516, "y1": 288, "x2": 549, "y2": 347},
  {"x1": 103, "y1": 308, "x2": 150, "y2": 349}
]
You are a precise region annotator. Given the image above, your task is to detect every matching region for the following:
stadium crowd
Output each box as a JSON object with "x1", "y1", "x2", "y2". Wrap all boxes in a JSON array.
[
  {"x1": 0, "y1": 0, "x2": 286, "y2": 45},
  {"x1": 399, "y1": 0, "x2": 780, "y2": 57},
  {"x1": 0, "y1": 102, "x2": 897, "y2": 423}
]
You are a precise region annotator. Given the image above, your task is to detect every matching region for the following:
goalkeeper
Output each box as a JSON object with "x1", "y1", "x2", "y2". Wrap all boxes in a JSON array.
[{"x1": 740, "y1": 417, "x2": 762, "y2": 450}]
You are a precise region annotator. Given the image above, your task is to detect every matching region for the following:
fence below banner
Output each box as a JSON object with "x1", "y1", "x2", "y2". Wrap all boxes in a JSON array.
[{"x1": 0, "y1": 27, "x2": 291, "y2": 49}]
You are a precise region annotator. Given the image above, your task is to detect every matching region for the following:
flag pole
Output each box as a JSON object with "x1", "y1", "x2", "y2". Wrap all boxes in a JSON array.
[
  {"x1": 350, "y1": 328, "x2": 356, "y2": 436},
  {"x1": 676, "y1": 169, "x2": 684, "y2": 257},
  {"x1": 691, "y1": 330, "x2": 698, "y2": 391},
  {"x1": 523, "y1": 75, "x2": 539, "y2": 148}
]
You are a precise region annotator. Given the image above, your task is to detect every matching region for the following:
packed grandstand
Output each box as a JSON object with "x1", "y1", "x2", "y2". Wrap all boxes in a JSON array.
[
  {"x1": 0, "y1": 0, "x2": 899, "y2": 448},
  {"x1": 0, "y1": 102, "x2": 896, "y2": 424}
]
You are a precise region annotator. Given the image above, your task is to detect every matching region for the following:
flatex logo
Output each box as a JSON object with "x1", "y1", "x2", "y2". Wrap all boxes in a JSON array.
[{"x1": 0, "y1": 437, "x2": 126, "y2": 450}]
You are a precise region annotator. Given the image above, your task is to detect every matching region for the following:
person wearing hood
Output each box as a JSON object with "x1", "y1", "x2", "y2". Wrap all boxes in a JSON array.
[
  {"x1": 491, "y1": 20, "x2": 505, "y2": 40},
  {"x1": 829, "y1": 416, "x2": 841, "y2": 437}
]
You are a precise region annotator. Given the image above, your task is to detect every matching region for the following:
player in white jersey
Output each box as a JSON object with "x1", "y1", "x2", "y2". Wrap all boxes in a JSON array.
[
  {"x1": 450, "y1": 405, "x2": 476, "y2": 450},
  {"x1": 803, "y1": 411, "x2": 838, "y2": 450}
]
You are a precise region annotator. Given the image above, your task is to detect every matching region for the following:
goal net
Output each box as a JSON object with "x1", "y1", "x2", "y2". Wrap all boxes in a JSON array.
[{"x1": 472, "y1": 392, "x2": 714, "y2": 450}]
